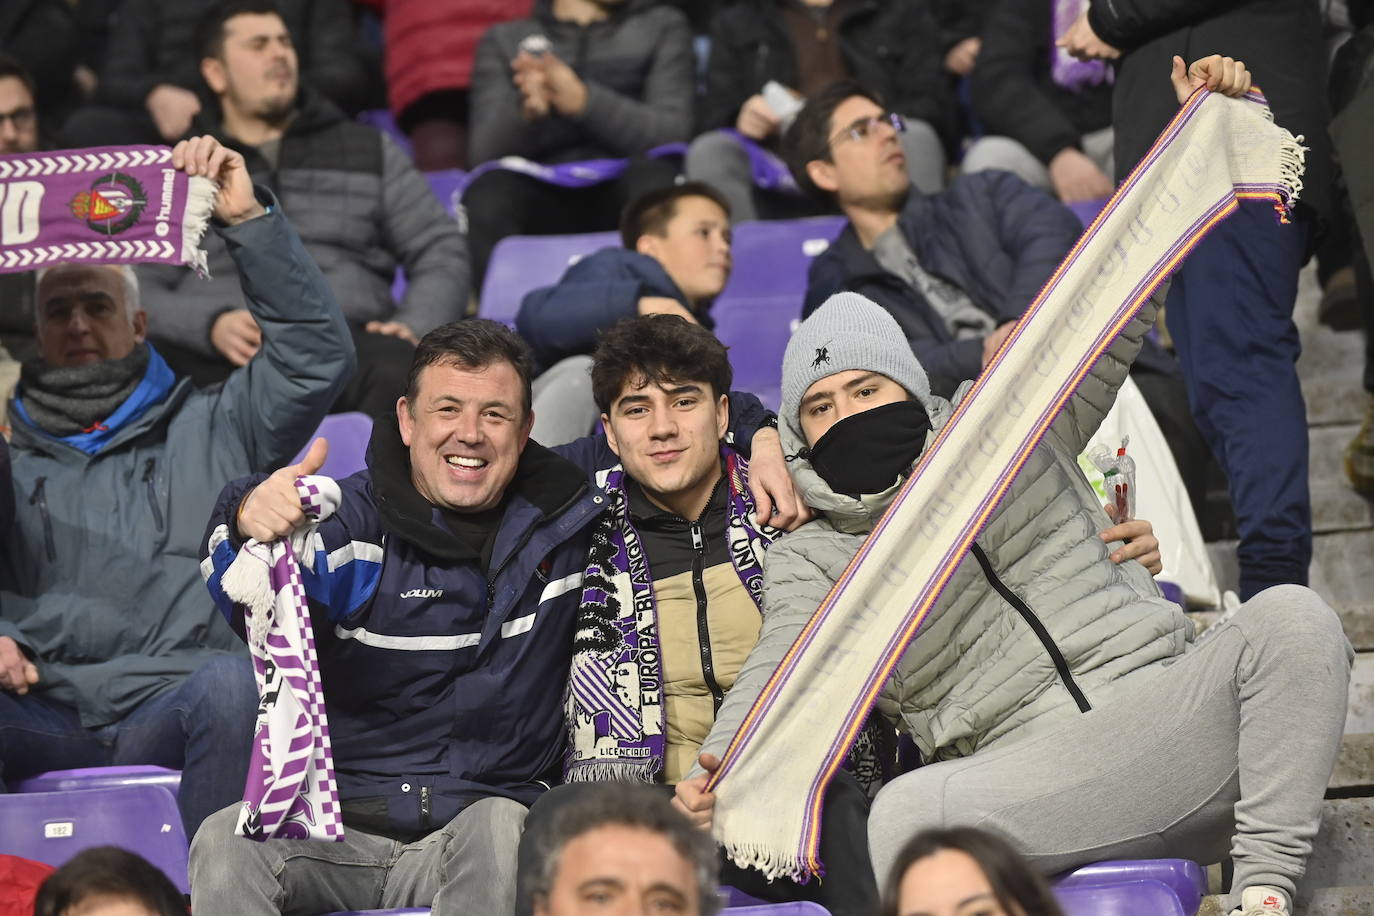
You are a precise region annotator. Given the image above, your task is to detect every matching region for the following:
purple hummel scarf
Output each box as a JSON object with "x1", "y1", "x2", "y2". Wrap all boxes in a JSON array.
[
  {"x1": 0, "y1": 145, "x2": 215, "y2": 275},
  {"x1": 1051, "y1": 0, "x2": 1112, "y2": 93},
  {"x1": 220, "y1": 475, "x2": 344, "y2": 842}
]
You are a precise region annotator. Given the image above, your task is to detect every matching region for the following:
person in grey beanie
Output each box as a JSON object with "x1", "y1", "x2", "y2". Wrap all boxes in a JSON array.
[{"x1": 676, "y1": 291, "x2": 1352, "y2": 916}]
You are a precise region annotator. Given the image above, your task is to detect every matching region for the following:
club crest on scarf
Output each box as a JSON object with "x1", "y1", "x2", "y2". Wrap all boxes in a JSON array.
[{"x1": 69, "y1": 171, "x2": 148, "y2": 236}]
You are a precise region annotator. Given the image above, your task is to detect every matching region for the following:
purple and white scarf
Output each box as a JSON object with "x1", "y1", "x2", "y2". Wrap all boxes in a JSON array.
[
  {"x1": 1051, "y1": 0, "x2": 1113, "y2": 93},
  {"x1": 565, "y1": 448, "x2": 775, "y2": 782},
  {"x1": 219, "y1": 475, "x2": 344, "y2": 842},
  {"x1": 0, "y1": 145, "x2": 215, "y2": 275}
]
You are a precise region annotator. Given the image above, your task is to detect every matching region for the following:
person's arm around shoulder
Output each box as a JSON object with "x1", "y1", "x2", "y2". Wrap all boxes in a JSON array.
[
  {"x1": 377, "y1": 133, "x2": 469, "y2": 338},
  {"x1": 180, "y1": 135, "x2": 355, "y2": 473},
  {"x1": 675, "y1": 531, "x2": 839, "y2": 828},
  {"x1": 515, "y1": 249, "x2": 650, "y2": 364}
]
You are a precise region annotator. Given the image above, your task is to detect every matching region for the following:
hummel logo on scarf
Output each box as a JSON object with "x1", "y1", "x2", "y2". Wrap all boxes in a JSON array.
[
  {"x1": 0, "y1": 146, "x2": 215, "y2": 275},
  {"x1": 219, "y1": 475, "x2": 344, "y2": 842}
]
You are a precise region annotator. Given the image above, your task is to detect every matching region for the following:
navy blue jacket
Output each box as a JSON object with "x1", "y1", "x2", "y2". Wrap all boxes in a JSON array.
[
  {"x1": 205, "y1": 417, "x2": 611, "y2": 838},
  {"x1": 516, "y1": 248, "x2": 713, "y2": 372},
  {"x1": 803, "y1": 171, "x2": 1082, "y2": 398}
]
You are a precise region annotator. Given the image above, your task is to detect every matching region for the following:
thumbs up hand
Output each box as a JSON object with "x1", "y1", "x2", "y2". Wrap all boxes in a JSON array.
[{"x1": 235, "y1": 438, "x2": 329, "y2": 542}]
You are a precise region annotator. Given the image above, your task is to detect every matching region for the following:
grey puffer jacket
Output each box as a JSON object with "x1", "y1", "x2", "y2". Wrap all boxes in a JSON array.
[
  {"x1": 1, "y1": 204, "x2": 354, "y2": 728},
  {"x1": 139, "y1": 92, "x2": 468, "y2": 356},
  {"x1": 697, "y1": 294, "x2": 1192, "y2": 768}
]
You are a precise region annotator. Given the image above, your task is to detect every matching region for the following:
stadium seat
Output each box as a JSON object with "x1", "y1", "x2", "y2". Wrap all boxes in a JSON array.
[
  {"x1": 292, "y1": 412, "x2": 373, "y2": 479},
  {"x1": 1066, "y1": 196, "x2": 1110, "y2": 227},
  {"x1": 724, "y1": 904, "x2": 831, "y2": 914},
  {"x1": 1055, "y1": 858, "x2": 1205, "y2": 915},
  {"x1": 425, "y1": 169, "x2": 468, "y2": 219},
  {"x1": 1054, "y1": 878, "x2": 1187, "y2": 916},
  {"x1": 9, "y1": 764, "x2": 181, "y2": 798},
  {"x1": 478, "y1": 231, "x2": 619, "y2": 326},
  {"x1": 357, "y1": 109, "x2": 413, "y2": 158},
  {"x1": 321, "y1": 911, "x2": 431, "y2": 915},
  {"x1": 722, "y1": 886, "x2": 771, "y2": 907},
  {"x1": 0, "y1": 785, "x2": 189, "y2": 894},
  {"x1": 712, "y1": 216, "x2": 847, "y2": 411}
]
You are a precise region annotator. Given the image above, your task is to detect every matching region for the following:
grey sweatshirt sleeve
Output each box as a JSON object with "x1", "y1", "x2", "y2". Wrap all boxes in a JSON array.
[
  {"x1": 573, "y1": 10, "x2": 694, "y2": 154},
  {"x1": 208, "y1": 201, "x2": 356, "y2": 472},
  {"x1": 468, "y1": 28, "x2": 539, "y2": 165},
  {"x1": 138, "y1": 236, "x2": 244, "y2": 357},
  {"x1": 1047, "y1": 287, "x2": 1163, "y2": 457},
  {"x1": 377, "y1": 135, "x2": 469, "y2": 335},
  {"x1": 692, "y1": 528, "x2": 848, "y2": 777}
]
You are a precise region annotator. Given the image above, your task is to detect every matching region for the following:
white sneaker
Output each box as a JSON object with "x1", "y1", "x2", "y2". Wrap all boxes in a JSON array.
[{"x1": 1229, "y1": 886, "x2": 1290, "y2": 915}]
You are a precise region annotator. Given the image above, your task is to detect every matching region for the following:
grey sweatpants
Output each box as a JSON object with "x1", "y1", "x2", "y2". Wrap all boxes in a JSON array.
[
  {"x1": 189, "y1": 796, "x2": 527, "y2": 915},
  {"x1": 530, "y1": 354, "x2": 598, "y2": 447},
  {"x1": 867, "y1": 585, "x2": 1351, "y2": 912}
]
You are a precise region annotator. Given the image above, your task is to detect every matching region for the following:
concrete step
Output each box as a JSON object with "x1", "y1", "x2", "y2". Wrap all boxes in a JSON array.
[
  {"x1": 1342, "y1": 654, "x2": 1374, "y2": 736},
  {"x1": 1310, "y1": 530, "x2": 1374, "y2": 651},
  {"x1": 1297, "y1": 798, "x2": 1374, "y2": 900},
  {"x1": 1310, "y1": 425, "x2": 1374, "y2": 534},
  {"x1": 1297, "y1": 328, "x2": 1366, "y2": 429},
  {"x1": 1330, "y1": 734, "x2": 1374, "y2": 795}
]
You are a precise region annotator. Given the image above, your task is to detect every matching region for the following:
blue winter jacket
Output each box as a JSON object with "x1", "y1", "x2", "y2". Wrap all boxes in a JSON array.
[
  {"x1": 516, "y1": 248, "x2": 714, "y2": 372},
  {"x1": 803, "y1": 171, "x2": 1082, "y2": 397}
]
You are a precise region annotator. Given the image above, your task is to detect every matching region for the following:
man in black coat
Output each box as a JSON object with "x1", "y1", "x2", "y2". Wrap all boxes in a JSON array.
[{"x1": 1061, "y1": 1, "x2": 1330, "y2": 600}]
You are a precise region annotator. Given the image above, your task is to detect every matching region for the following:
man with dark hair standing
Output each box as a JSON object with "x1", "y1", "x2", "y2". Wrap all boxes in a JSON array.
[
  {"x1": 1059, "y1": 3, "x2": 1330, "y2": 600},
  {"x1": 518, "y1": 182, "x2": 733, "y2": 445},
  {"x1": 137, "y1": 0, "x2": 467, "y2": 421}
]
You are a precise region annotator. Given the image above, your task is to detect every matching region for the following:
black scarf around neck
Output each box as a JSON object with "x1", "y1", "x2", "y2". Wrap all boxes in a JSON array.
[{"x1": 19, "y1": 343, "x2": 150, "y2": 437}]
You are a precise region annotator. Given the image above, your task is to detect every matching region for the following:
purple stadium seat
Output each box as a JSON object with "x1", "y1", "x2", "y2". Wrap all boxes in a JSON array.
[
  {"x1": 321, "y1": 911, "x2": 431, "y2": 915},
  {"x1": 478, "y1": 231, "x2": 619, "y2": 327},
  {"x1": 292, "y1": 412, "x2": 373, "y2": 479},
  {"x1": 9, "y1": 765, "x2": 181, "y2": 798},
  {"x1": 1054, "y1": 879, "x2": 1187, "y2": 916},
  {"x1": 1055, "y1": 858, "x2": 1205, "y2": 915},
  {"x1": 357, "y1": 109, "x2": 413, "y2": 159},
  {"x1": 0, "y1": 785, "x2": 190, "y2": 894},
  {"x1": 725, "y1": 905, "x2": 831, "y2": 915},
  {"x1": 425, "y1": 169, "x2": 468, "y2": 219},
  {"x1": 722, "y1": 886, "x2": 771, "y2": 907},
  {"x1": 712, "y1": 216, "x2": 847, "y2": 411}
]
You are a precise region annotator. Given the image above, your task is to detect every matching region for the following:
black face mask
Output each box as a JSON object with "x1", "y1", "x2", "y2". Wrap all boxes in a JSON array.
[{"x1": 803, "y1": 400, "x2": 932, "y2": 497}]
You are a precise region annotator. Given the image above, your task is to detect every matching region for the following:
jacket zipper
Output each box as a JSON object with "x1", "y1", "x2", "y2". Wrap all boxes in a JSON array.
[
  {"x1": 969, "y1": 543, "x2": 1091, "y2": 713},
  {"x1": 687, "y1": 480, "x2": 727, "y2": 713},
  {"x1": 142, "y1": 458, "x2": 165, "y2": 532},
  {"x1": 29, "y1": 478, "x2": 56, "y2": 562}
]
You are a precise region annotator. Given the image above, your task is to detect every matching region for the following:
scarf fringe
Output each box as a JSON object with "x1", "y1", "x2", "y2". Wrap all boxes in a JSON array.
[
  {"x1": 565, "y1": 759, "x2": 662, "y2": 783},
  {"x1": 718, "y1": 836, "x2": 812, "y2": 884},
  {"x1": 1275, "y1": 133, "x2": 1307, "y2": 217},
  {"x1": 181, "y1": 175, "x2": 218, "y2": 278},
  {"x1": 221, "y1": 544, "x2": 275, "y2": 649}
]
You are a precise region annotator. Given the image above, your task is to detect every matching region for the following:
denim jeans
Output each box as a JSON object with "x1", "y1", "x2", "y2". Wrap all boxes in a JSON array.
[{"x1": 0, "y1": 654, "x2": 257, "y2": 837}]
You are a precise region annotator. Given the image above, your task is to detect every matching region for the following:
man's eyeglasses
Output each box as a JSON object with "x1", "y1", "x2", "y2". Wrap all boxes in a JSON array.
[
  {"x1": 829, "y1": 111, "x2": 905, "y2": 148},
  {"x1": 0, "y1": 108, "x2": 36, "y2": 131}
]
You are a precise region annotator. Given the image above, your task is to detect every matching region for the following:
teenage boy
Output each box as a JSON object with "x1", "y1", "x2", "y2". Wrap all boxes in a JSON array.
[
  {"x1": 517, "y1": 183, "x2": 733, "y2": 445},
  {"x1": 515, "y1": 314, "x2": 873, "y2": 916}
]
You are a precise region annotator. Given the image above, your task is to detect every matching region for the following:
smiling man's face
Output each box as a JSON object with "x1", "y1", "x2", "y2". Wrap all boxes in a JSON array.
[{"x1": 397, "y1": 360, "x2": 532, "y2": 513}]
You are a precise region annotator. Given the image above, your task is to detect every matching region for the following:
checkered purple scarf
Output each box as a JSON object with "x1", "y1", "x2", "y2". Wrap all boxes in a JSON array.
[{"x1": 219, "y1": 475, "x2": 344, "y2": 842}]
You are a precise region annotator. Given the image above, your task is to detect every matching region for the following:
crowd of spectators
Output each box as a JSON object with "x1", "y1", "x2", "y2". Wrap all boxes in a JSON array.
[{"x1": 1, "y1": 0, "x2": 1372, "y2": 915}]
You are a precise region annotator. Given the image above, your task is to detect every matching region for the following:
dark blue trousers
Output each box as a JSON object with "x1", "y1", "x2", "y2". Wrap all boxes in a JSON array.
[
  {"x1": 0, "y1": 654, "x2": 257, "y2": 838},
  {"x1": 1165, "y1": 202, "x2": 1311, "y2": 599}
]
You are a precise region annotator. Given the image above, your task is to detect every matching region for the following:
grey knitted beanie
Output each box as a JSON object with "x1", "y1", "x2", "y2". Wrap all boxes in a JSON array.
[{"x1": 781, "y1": 291, "x2": 932, "y2": 436}]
